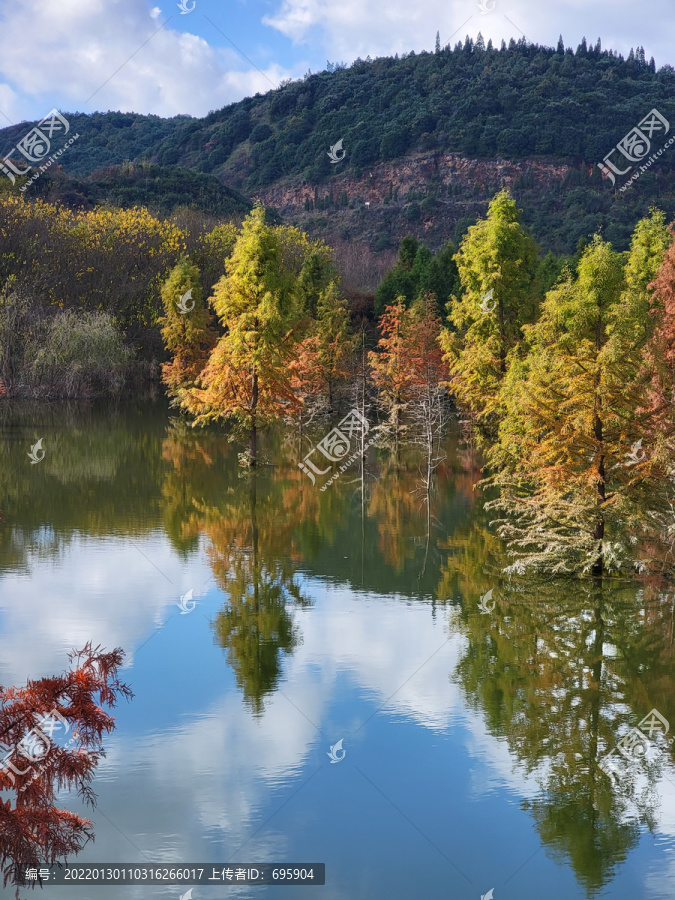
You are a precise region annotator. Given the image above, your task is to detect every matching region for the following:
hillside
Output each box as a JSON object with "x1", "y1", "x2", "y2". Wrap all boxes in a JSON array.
[
  {"x1": 3, "y1": 37, "x2": 675, "y2": 267},
  {"x1": 3, "y1": 162, "x2": 252, "y2": 220}
]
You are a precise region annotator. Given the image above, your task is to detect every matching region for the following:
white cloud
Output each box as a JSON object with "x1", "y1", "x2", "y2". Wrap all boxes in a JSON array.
[
  {"x1": 0, "y1": 0, "x2": 673, "y2": 121},
  {"x1": 0, "y1": 82, "x2": 22, "y2": 126},
  {"x1": 0, "y1": 0, "x2": 290, "y2": 118},
  {"x1": 0, "y1": 532, "x2": 212, "y2": 684}
]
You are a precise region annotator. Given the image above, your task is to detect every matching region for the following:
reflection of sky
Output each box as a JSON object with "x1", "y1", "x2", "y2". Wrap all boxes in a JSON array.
[{"x1": 1, "y1": 536, "x2": 674, "y2": 899}]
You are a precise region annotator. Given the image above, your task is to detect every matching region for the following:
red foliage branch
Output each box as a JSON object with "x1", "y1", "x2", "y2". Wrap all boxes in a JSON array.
[{"x1": 0, "y1": 644, "x2": 132, "y2": 889}]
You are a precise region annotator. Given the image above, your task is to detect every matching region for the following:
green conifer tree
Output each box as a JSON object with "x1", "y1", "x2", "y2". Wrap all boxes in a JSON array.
[{"x1": 440, "y1": 190, "x2": 538, "y2": 440}]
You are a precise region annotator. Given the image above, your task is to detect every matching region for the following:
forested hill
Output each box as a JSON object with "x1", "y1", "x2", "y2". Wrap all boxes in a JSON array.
[
  {"x1": 15, "y1": 163, "x2": 253, "y2": 220},
  {"x1": 3, "y1": 36, "x2": 675, "y2": 259}
]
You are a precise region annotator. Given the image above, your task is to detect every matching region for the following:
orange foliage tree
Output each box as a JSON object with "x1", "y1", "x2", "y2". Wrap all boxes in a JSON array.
[
  {"x1": 290, "y1": 281, "x2": 356, "y2": 417},
  {"x1": 369, "y1": 294, "x2": 446, "y2": 454}
]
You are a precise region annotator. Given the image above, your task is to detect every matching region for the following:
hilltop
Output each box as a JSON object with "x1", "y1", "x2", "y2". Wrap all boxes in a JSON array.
[{"x1": 2, "y1": 36, "x2": 675, "y2": 284}]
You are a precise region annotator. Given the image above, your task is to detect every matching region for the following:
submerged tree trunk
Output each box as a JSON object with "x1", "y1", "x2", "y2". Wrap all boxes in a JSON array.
[
  {"x1": 360, "y1": 331, "x2": 367, "y2": 460},
  {"x1": 249, "y1": 365, "x2": 258, "y2": 466},
  {"x1": 589, "y1": 581, "x2": 605, "y2": 788},
  {"x1": 591, "y1": 409, "x2": 606, "y2": 576},
  {"x1": 394, "y1": 394, "x2": 401, "y2": 461},
  {"x1": 250, "y1": 471, "x2": 258, "y2": 594}
]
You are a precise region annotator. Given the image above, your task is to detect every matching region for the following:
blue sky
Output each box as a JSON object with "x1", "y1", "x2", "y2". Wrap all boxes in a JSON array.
[{"x1": 0, "y1": 0, "x2": 674, "y2": 126}]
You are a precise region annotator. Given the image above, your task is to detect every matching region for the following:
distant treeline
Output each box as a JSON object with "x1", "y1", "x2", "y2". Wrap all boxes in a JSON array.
[{"x1": 2, "y1": 39, "x2": 675, "y2": 253}]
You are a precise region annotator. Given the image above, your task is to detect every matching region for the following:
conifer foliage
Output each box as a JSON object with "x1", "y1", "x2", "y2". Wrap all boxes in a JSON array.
[
  {"x1": 291, "y1": 282, "x2": 356, "y2": 414},
  {"x1": 441, "y1": 190, "x2": 538, "y2": 440},
  {"x1": 159, "y1": 259, "x2": 217, "y2": 407},
  {"x1": 485, "y1": 224, "x2": 675, "y2": 575},
  {"x1": 0, "y1": 645, "x2": 131, "y2": 888},
  {"x1": 161, "y1": 206, "x2": 340, "y2": 463}
]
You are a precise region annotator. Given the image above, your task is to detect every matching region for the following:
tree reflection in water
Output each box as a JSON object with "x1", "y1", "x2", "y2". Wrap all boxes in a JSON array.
[
  {"x1": 208, "y1": 472, "x2": 313, "y2": 714},
  {"x1": 441, "y1": 506, "x2": 675, "y2": 895}
]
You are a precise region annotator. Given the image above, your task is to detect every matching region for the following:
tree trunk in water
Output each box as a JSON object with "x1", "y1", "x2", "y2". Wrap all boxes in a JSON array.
[
  {"x1": 395, "y1": 396, "x2": 401, "y2": 462},
  {"x1": 360, "y1": 332, "x2": 367, "y2": 460},
  {"x1": 250, "y1": 472, "x2": 258, "y2": 580},
  {"x1": 249, "y1": 366, "x2": 258, "y2": 467},
  {"x1": 589, "y1": 581, "x2": 605, "y2": 790},
  {"x1": 298, "y1": 406, "x2": 303, "y2": 457}
]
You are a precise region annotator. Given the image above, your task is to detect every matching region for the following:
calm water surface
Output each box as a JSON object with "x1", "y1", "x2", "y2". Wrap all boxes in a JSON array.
[{"x1": 1, "y1": 400, "x2": 674, "y2": 899}]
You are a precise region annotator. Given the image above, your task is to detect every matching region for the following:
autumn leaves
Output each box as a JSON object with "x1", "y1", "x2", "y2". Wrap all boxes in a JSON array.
[
  {"x1": 160, "y1": 194, "x2": 675, "y2": 577},
  {"x1": 446, "y1": 193, "x2": 675, "y2": 576}
]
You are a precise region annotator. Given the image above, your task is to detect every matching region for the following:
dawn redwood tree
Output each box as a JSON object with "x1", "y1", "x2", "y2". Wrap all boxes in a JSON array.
[
  {"x1": 370, "y1": 293, "x2": 447, "y2": 462},
  {"x1": 645, "y1": 214, "x2": 675, "y2": 430},
  {"x1": 172, "y1": 207, "x2": 333, "y2": 464},
  {"x1": 294, "y1": 251, "x2": 336, "y2": 319},
  {"x1": 487, "y1": 232, "x2": 674, "y2": 576},
  {"x1": 159, "y1": 259, "x2": 218, "y2": 407},
  {"x1": 440, "y1": 190, "x2": 538, "y2": 442},
  {"x1": 406, "y1": 293, "x2": 449, "y2": 490},
  {"x1": 177, "y1": 207, "x2": 301, "y2": 464},
  {"x1": 0, "y1": 644, "x2": 132, "y2": 890},
  {"x1": 291, "y1": 281, "x2": 355, "y2": 414},
  {"x1": 643, "y1": 215, "x2": 675, "y2": 560},
  {"x1": 369, "y1": 297, "x2": 414, "y2": 452}
]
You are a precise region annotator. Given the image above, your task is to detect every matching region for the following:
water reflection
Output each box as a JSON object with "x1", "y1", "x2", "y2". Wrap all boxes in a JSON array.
[
  {"x1": 207, "y1": 474, "x2": 312, "y2": 714},
  {"x1": 444, "y1": 506, "x2": 675, "y2": 894},
  {"x1": 0, "y1": 401, "x2": 674, "y2": 898}
]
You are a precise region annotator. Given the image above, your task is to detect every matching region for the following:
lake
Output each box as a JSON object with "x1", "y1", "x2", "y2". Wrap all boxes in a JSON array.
[{"x1": 1, "y1": 399, "x2": 674, "y2": 899}]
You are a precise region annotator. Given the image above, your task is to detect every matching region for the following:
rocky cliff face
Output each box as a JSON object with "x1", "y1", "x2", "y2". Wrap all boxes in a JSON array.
[
  {"x1": 243, "y1": 150, "x2": 573, "y2": 291},
  {"x1": 254, "y1": 150, "x2": 571, "y2": 217}
]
